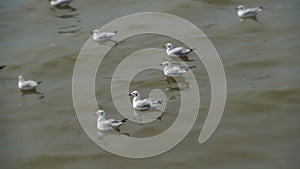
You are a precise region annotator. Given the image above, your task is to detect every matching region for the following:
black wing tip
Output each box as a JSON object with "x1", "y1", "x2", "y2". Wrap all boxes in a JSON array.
[
  {"x1": 188, "y1": 65, "x2": 197, "y2": 70},
  {"x1": 259, "y1": 6, "x2": 263, "y2": 9},
  {"x1": 121, "y1": 118, "x2": 128, "y2": 123},
  {"x1": 37, "y1": 81, "x2": 42, "y2": 84},
  {"x1": 155, "y1": 100, "x2": 163, "y2": 104},
  {"x1": 0, "y1": 65, "x2": 6, "y2": 70}
]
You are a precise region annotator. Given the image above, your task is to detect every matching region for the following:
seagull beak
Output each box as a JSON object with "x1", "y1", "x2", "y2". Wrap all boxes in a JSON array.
[
  {"x1": 128, "y1": 93, "x2": 132, "y2": 96},
  {"x1": 235, "y1": 7, "x2": 238, "y2": 10},
  {"x1": 162, "y1": 45, "x2": 166, "y2": 49},
  {"x1": 159, "y1": 63, "x2": 163, "y2": 66},
  {"x1": 90, "y1": 31, "x2": 93, "y2": 34}
]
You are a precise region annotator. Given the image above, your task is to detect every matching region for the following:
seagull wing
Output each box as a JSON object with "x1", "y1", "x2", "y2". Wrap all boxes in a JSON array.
[
  {"x1": 171, "y1": 47, "x2": 185, "y2": 55},
  {"x1": 98, "y1": 120, "x2": 116, "y2": 130},
  {"x1": 97, "y1": 32, "x2": 116, "y2": 40},
  {"x1": 107, "y1": 119, "x2": 121, "y2": 127},
  {"x1": 165, "y1": 66, "x2": 186, "y2": 77},
  {"x1": 135, "y1": 99, "x2": 152, "y2": 110},
  {"x1": 20, "y1": 81, "x2": 38, "y2": 89},
  {"x1": 171, "y1": 47, "x2": 193, "y2": 56},
  {"x1": 242, "y1": 7, "x2": 262, "y2": 17},
  {"x1": 171, "y1": 67, "x2": 186, "y2": 74},
  {"x1": 54, "y1": 0, "x2": 73, "y2": 6}
]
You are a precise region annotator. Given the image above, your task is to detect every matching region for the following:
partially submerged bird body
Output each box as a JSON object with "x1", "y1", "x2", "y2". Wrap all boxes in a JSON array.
[
  {"x1": 163, "y1": 43, "x2": 194, "y2": 57},
  {"x1": 161, "y1": 61, "x2": 188, "y2": 78},
  {"x1": 51, "y1": 0, "x2": 73, "y2": 7},
  {"x1": 92, "y1": 29, "x2": 118, "y2": 42},
  {"x1": 129, "y1": 91, "x2": 163, "y2": 111},
  {"x1": 236, "y1": 5, "x2": 263, "y2": 18},
  {"x1": 18, "y1": 75, "x2": 42, "y2": 90},
  {"x1": 94, "y1": 110, "x2": 127, "y2": 131}
]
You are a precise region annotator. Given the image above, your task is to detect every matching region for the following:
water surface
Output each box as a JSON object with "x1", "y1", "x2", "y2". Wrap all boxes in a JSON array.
[{"x1": 0, "y1": 0, "x2": 299, "y2": 168}]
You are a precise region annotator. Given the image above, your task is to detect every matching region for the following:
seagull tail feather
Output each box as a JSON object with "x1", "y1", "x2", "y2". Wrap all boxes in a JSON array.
[
  {"x1": 188, "y1": 65, "x2": 197, "y2": 70},
  {"x1": 152, "y1": 100, "x2": 164, "y2": 106},
  {"x1": 120, "y1": 118, "x2": 128, "y2": 123}
]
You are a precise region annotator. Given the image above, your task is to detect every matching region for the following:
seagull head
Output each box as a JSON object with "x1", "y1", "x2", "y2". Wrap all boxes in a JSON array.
[
  {"x1": 160, "y1": 61, "x2": 171, "y2": 67},
  {"x1": 129, "y1": 91, "x2": 140, "y2": 97},
  {"x1": 18, "y1": 75, "x2": 24, "y2": 82},
  {"x1": 91, "y1": 29, "x2": 100, "y2": 35},
  {"x1": 50, "y1": 0, "x2": 57, "y2": 5},
  {"x1": 235, "y1": 5, "x2": 245, "y2": 10},
  {"x1": 94, "y1": 110, "x2": 105, "y2": 117},
  {"x1": 163, "y1": 43, "x2": 173, "y2": 49}
]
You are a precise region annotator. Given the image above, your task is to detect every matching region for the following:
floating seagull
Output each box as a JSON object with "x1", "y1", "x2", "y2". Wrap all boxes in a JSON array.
[
  {"x1": 91, "y1": 29, "x2": 118, "y2": 42},
  {"x1": 163, "y1": 43, "x2": 194, "y2": 57},
  {"x1": 50, "y1": 0, "x2": 73, "y2": 7},
  {"x1": 129, "y1": 91, "x2": 163, "y2": 111},
  {"x1": 93, "y1": 110, "x2": 128, "y2": 131},
  {"x1": 235, "y1": 5, "x2": 263, "y2": 18},
  {"x1": 18, "y1": 75, "x2": 42, "y2": 90},
  {"x1": 160, "y1": 61, "x2": 190, "y2": 78}
]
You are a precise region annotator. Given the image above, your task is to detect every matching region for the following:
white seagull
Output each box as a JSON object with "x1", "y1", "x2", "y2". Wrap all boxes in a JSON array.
[
  {"x1": 160, "y1": 61, "x2": 189, "y2": 78},
  {"x1": 129, "y1": 91, "x2": 163, "y2": 111},
  {"x1": 91, "y1": 29, "x2": 118, "y2": 42},
  {"x1": 50, "y1": 0, "x2": 73, "y2": 7},
  {"x1": 93, "y1": 110, "x2": 128, "y2": 131},
  {"x1": 18, "y1": 75, "x2": 42, "y2": 90},
  {"x1": 235, "y1": 5, "x2": 263, "y2": 18},
  {"x1": 163, "y1": 43, "x2": 194, "y2": 57}
]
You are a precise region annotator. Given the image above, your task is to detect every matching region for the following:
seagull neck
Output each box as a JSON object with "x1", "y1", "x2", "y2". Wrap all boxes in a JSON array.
[
  {"x1": 166, "y1": 47, "x2": 172, "y2": 52},
  {"x1": 165, "y1": 64, "x2": 172, "y2": 69},
  {"x1": 19, "y1": 78, "x2": 24, "y2": 83},
  {"x1": 133, "y1": 96, "x2": 140, "y2": 102},
  {"x1": 93, "y1": 33, "x2": 98, "y2": 38},
  {"x1": 98, "y1": 116, "x2": 105, "y2": 122}
]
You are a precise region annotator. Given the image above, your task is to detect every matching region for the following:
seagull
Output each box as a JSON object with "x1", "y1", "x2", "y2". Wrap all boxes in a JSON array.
[
  {"x1": 129, "y1": 91, "x2": 163, "y2": 111},
  {"x1": 50, "y1": 0, "x2": 73, "y2": 7},
  {"x1": 93, "y1": 110, "x2": 128, "y2": 131},
  {"x1": 18, "y1": 75, "x2": 42, "y2": 90},
  {"x1": 163, "y1": 43, "x2": 194, "y2": 57},
  {"x1": 91, "y1": 29, "x2": 118, "y2": 42},
  {"x1": 160, "y1": 61, "x2": 189, "y2": 78},
  {"x1": 235, "y1": 5, "x2": 263, "y2": 18}
]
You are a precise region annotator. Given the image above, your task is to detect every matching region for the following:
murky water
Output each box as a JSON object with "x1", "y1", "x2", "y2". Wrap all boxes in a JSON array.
[{"x1": 1, "y1": 0, "x2": 299, "y2": 168}]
